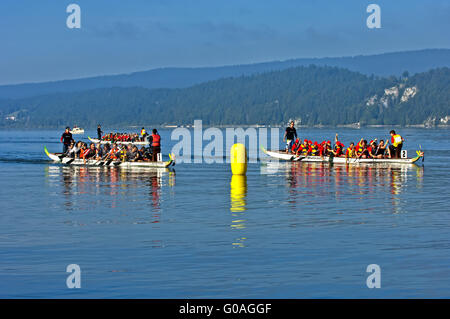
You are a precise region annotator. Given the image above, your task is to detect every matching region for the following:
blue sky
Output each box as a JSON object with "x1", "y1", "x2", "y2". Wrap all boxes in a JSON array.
[{"x1": 0, "y1": 0, "x2": 448, "y2": 84}]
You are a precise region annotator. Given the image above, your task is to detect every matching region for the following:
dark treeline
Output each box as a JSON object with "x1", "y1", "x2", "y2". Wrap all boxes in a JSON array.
[{"x1": 0, "y1": 65, "x2": 449, "y2": 128}]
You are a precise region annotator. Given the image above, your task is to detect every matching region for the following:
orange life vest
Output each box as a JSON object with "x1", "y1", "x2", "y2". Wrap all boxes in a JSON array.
[{"x1": 152, "y1": 134, "x2": 161, "y2": 147}]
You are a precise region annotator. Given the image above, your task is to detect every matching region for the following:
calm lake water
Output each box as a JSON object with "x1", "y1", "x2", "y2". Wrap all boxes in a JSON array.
[{"x1": 0, "y1": 128, "x2": 449, "y2": 298}]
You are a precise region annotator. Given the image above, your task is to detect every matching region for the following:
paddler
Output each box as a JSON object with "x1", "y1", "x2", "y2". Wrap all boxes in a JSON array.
[
  {"x1": 151, "y1": 129, "x2": 161, "y2": 162},
  {"x1": 389, "y1": 130, "x2": 405, "y2": 158},
  {"x1": 345, "y1": 142, "x2": 356, "y2": 158},
  {"x1": 283, "y1": 121, "x2": 298, "y2": 153},
  {"x1": 330, "y1": 141, "x2": 344, "y2": 157},
  {"x1": 60, "y1": 127, "x2": 74, "y2": 154},
  {"x1": 105, "y1": 143, "x2": 120, "y2": 160},
  {"x1": 291, "y1": 138, "x2": 301, "y2": 153},
  {"x1": 356, "y1": 140, "x2": 369, "y2": 158},
  {"x1": 296, "y1": 139, "x2": 308, "y2": 156}
]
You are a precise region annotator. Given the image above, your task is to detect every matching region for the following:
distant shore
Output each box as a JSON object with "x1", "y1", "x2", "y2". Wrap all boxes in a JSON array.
[{"x1": 0, "y1": 124, "x2": 449, "y2": 130}]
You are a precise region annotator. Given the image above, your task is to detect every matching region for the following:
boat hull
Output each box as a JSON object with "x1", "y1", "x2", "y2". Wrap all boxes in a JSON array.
[{"x1": 261, "y1": 147, "x2": 423, "y2": 165}]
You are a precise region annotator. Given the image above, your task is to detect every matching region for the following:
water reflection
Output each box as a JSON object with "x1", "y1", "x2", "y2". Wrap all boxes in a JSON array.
[
  {"x1": 45, "y1": 165, "x2": 175, "y2": 212},
  {"x1": 230, "y1": 174, "x2": 247, "y2": 247},
  {"x1": 275, "y1": 162, "x2": 424, "y2": 214}
]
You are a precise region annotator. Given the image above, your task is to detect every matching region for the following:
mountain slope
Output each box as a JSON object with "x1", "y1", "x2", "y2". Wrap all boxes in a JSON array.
[
  {"x1": 0, "y1": 49, "x2": 449, "y2": 99},
  {"x1": 1, "y1": 65, "x2": 448, "y2": 128}
]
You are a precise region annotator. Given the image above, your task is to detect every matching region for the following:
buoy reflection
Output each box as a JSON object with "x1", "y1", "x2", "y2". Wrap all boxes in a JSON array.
[{"x1": 230, "y1": 174, "x2": 247, "y2": 213}]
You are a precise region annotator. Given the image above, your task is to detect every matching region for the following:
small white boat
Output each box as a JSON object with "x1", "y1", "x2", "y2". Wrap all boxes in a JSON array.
[
  {"x1": 261, "y1": 147, "x2": 424, "y2": 165},
  {"x1": 70, "y1": 127, "x2": 84, "y2": 134},
  {"x1": 44, "y1": 146, "x2": 174, "y2": 168},
  {"x1": 88, "y1": 137, "x2": 149, "y2": 145}
]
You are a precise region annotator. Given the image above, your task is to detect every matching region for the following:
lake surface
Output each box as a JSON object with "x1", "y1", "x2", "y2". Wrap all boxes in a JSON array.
[{"x1": 0, "y1": 128, "x2": 449, "y2": 298}]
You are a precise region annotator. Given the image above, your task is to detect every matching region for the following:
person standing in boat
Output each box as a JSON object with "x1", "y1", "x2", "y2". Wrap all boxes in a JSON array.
[
  {"x1": 97, "y1": 124, "x2": 103, "y2": 140},
  {"x1": 140, "y1": 127, "x2": 147, "y2": 142},
  {"x1": 61, "y1": 127, "x2": 74, "y2": 154},
  {"x1": 389, "y1": 130, "x2": 405, "y2": 158},
  {"x1": 283, "y1": 121, "x2": 297, "y2": 153},
  {"x1": 151, "y1": 129, "x2": 161, "y2": 161}
]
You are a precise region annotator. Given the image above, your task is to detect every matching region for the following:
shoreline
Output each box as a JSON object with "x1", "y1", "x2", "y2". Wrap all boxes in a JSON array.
[{"x1": 0, "y1": 124, "x2": 449, "y2": 131}]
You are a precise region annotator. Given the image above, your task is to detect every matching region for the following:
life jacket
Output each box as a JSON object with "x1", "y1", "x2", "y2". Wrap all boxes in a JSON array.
[
  {"x1": 120, "y1": 149, "x2": 127, "y2": 161},
  {"x1": 335, "y1": 144, "x2": 343, "y2": 156},
  {"x1": 346, "y1": 147, "x2": 355, "y2": 158},
  {"x1": 80, "y1": 149, "x2": 89, "y2": 158},
  {"x1": 152, "y1": 133, "x2": 161, "y2": 147},
  {"x1": 310, "y1": 144, "x2": 318, "y2": 155},
  {"x1": 141, "y1": 129, "x2": 146, "y2": 136},
  {"x1": 392, "y1": 134, "x2": 402, "y2": 147},
  {"x1": 109, "y1": 148, "x2": 118, "y2": 159}
]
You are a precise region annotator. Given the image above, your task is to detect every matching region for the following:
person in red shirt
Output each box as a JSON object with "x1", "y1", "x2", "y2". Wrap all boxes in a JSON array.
[{"x1": 330, "y1": 141, "x2": 344, "y2": 157}]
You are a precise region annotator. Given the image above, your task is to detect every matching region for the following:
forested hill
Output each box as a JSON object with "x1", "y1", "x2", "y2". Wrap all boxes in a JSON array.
[
  {"x1": 0, "y1": 49, "x2": 449, "y2": 99},
  {"x1": 0, "y1": 65, "x2": 449, "y2": 128}
]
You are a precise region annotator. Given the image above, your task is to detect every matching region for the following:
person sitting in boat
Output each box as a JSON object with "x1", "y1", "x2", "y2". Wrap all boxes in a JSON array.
[
  {"x1": 65, "y1": 141, "x2": 76, "y2": 157},
  {"x1": 102, "y1": 143, "x2": 110, "y2": 156},
  {"x1": 118, "y1": 145, "x2": 129, "y2": 161},
  {"x1": 138, "y1": 146, "x2": 151, "y2": 161},
  {"x1": 95, "y1": 144, "x2": 103, "y2": 160},
  {"x1": 330, "y1": 141, "x2": 344, "y2": 157},
  {"x1": 105, "y1": 143, "x2": 120, "y2": 160},
  {"x1": 294, "y1": 139, "x2": 306, "y2": 155},
  {"x1": 295, "y1": 139, "x2": 307, "y2": 156},
  {"x1": 70, "y1": 141, "x2": 83, "y2": 158},
  {"x1": 354, "y1": 138, "x2": 364, "y2": 154},
  {"x1": 79, "y1": 143, "x2": 87, "y2": 159},
  {"x1": 346, "y1": 142, "x2": 356, "y2": 158},
  {"x1": 367, "y1": 140, "x2": 378, "y2": 158},
  {"x1": 291, "y1": 138, "x2": 301, "y2": 153},
  {"x1": 389, "y1": 130, "x2": 405, "y2": 158},
  {"x1": 283, "y1": 121, "x2": 297, "y2": 153},
  {"x1": 356, "y1": 140, "x2": 369, "y2": 158},
  {"x1": 125, "y1": 146, "x2": 139, "y2": 162},
  {"x1": 311, "y1": 142, "x2": 319, "y2": 156},
  {"x1": 140, "y1": 127, "x2": 148, "y2": 142},
  {"x1": 125, "y1": 144, "x2": 134, "y2": 160},
  {"x1": 376, "y1": 139, "x2": 388, "y2": 158},
  {"x1": 320, "y1": 141, "x2": 332, "y2": 157},
  {"x1": 81, "y1": 143, "x2": 96, "y2": 162}
]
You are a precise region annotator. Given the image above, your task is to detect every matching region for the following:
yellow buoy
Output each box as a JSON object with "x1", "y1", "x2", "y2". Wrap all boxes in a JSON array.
[{"x1": 230, "y1": 143, "x2": 247, "y2": 175}]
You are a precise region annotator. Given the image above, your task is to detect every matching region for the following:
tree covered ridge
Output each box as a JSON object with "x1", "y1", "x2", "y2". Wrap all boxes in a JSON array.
[{"x1": 1, "y1": 65, "x2": 449, "y2": 128}]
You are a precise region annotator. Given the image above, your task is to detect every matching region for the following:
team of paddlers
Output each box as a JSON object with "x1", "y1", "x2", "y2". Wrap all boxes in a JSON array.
[
  {"x1": 60, "y1": 126, "x2": 162, "y2": 162},
  {"x1": 283, "y1": 121, "x2": 405, "y2": 159}
]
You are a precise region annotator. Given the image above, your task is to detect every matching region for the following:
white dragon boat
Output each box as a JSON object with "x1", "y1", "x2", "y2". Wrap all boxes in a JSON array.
[
  {"x1": 261, "y1": 147, "x2": 424, "y2": 165},
  {"x1": 44, "y1": 146, "x2": 174, "y2": 168}
]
